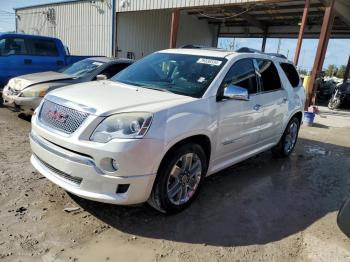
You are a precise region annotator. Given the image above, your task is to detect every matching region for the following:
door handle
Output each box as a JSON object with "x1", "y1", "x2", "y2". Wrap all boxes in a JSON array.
[
  {"x1": 253, "y1": 104, "x2": 262, "y2": 111},
  {"x1": 24, "y1": 59, "x2": 32, "y2": 65},
  {"x1": 56, "y1": 60, "x2": 64, "y2": 66},
  {"x1": 282, "y1": 97, "x2": 288, "y2": 103}
]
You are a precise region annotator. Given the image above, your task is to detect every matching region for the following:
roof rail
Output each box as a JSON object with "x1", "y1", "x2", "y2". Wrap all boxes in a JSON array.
[
  {"x1": 180, "y1": 44, "x2": 227, "y2": 52},
  {"x1": 235, "y1": 47, "x2": 287, "y2": 59},
  {"x1": 181, "y1": 44, "x2": 209, "y2": 49}
]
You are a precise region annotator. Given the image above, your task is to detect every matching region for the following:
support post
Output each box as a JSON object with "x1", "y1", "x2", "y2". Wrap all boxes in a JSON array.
[
  {"x1": 294, "y1": 0, "x2": 310, "y2": 66},
  {"x1": 343, "y1": 55, "x2": 350, "y2": 84},
  {"x1": 307, "y1": 0, "x2": 335, "y2": 108},
  {"x1": 169, "y1": 10, "x2": 180, "y2": 48},
  {"x1": 261, "y1": 35, "x2": 267, "y2": 52}
]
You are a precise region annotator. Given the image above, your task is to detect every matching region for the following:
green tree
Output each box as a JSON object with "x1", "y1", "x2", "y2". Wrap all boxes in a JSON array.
[
  {"x1": 325, "y1": 64, "x2": 337, "y2": 77},
  {"x1": 336, "y1": 65, "x2": 347, "y2": 79}
]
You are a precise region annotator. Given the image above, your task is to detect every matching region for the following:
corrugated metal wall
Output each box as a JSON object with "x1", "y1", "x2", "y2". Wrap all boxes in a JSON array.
[
  {"x1": 116, "y1": 10, "x2": 216, "y2": 59},
  {"x1": 116, "y1": 0, "x2": 262, "y2": 12},
  {"x1": 16, "y1": 0, "x2": 113, "y2": 56}
]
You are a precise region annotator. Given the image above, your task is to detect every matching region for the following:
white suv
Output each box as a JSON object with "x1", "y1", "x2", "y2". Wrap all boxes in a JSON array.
[{"x1": 30, "y1": 48, "x2": 305, "y2": 213}]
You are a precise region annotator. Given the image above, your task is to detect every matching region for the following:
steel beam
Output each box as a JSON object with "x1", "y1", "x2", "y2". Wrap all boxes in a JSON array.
[
  {"x1": 169, "y1": 10, "x2": 180, "y2": 48},
  {"x1": 294, "y1": 0, "x2": 310, "y2": 66},
  {"x1": 307, "y1": 0, "x2": 336, "y2": 108}
]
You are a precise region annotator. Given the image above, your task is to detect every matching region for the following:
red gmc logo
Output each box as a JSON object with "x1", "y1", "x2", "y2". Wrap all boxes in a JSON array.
[{"x1": 46, "y1": 110, "x2": 69, "y2": 123}]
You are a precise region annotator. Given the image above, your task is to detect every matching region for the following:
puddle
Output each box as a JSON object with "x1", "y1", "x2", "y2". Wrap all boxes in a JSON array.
[{"x1": 304, "y1": 145, "x2": 328, "y2": 156}]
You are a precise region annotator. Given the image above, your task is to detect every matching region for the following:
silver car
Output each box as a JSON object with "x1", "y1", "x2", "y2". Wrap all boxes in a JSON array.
[{"x1": 2, "y1": 57, "x2": 133, "y2": 115}]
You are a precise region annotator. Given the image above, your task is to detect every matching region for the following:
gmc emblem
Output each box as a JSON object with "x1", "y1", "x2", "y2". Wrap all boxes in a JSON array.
[{"x1": 46, "y1": 110, "x2": 69, "y2": 124}]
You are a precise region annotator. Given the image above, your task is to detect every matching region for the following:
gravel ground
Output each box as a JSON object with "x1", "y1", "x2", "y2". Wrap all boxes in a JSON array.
[{"x1": 0, "y1": 104, "x2": 350, "y2": 262}]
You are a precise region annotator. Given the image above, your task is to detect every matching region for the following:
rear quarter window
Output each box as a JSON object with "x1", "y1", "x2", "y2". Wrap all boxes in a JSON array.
[
  {"x1": 280, "y1": 63, "x2": 301, "y2": 88},
  {"x1": 30, "y1": 39, "x2": 59, "y2": 56}
]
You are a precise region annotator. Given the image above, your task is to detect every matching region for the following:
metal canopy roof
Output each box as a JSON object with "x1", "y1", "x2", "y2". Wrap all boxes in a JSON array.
[{"x1": 186, "y1": 0, "x2": 350, "y2": 38}]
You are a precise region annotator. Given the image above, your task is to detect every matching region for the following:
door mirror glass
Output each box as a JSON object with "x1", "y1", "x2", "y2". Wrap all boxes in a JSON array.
[
  {"x1": 96, "y1": 74, "x2": 107, "y2": 81},
  {"x1": 223, "y1": 85, "x2": 249, "y2": 101}
]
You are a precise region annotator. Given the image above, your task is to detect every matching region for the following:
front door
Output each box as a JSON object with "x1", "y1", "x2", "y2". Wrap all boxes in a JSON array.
[{"x1": 215, "y1": 58, "x2": 263, "y2": 169}]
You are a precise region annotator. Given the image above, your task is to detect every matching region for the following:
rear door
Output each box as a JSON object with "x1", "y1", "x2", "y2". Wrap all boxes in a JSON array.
[
  {"x1": 28, "y1": 38, "x2": 62, "y2": 73},
  {"x1": 255, "y1": 58, "x2": 288, "y2": 143},
  {"x1": 216, "y1": 58, "x2": 263, "y2": 166}
]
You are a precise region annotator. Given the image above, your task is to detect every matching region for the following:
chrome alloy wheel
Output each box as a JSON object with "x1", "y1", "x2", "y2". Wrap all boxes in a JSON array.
[
  {"x1": 284, "y1": 122, "x2": 298, "y2": 153},
  {"x1": 167, "y1": 153, "x2": 202, "y2": 205}
]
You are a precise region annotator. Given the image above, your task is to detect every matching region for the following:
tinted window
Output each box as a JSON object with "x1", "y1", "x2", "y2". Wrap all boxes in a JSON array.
[
  {"x1": 221, "y1": 58, "x2": 257, "y2": 94},
  {"x1": 99, "y1": 63, "x2": 130, "y2": 79},
  {"x1": 280, "y1": 63, "x2": 300, "y2": 88},
  {"x1": 31, "y1": 39, "x2": 58, "y2": 56},
  {"x1": 256, "y1": 59, "x2": 281, "y2": 92},
  {"x1": 0, "y1": 37, "x2": 28, "y2": 56},
  {"x1": 112, "y1": 53, "x2": 226, "y2": 98}
]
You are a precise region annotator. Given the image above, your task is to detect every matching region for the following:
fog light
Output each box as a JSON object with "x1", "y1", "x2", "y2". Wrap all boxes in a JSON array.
[
  {"x1": 111, "y1": 159, "x2": 119, "y2": 171},
  {"x1": 100, "y1": 158, "x2": 119, "y2": 172}
]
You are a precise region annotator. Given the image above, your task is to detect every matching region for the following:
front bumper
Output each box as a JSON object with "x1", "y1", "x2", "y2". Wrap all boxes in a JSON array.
[
  {"x1": 14, "y1": 96, "x2": 42, "y2": 114},
  {"x1": 2, "y1": 89, "x2": 41, "y2": 114},
  {"x1": 2, "y1": 89, "x2": 17, "y2": 108},
  {"x1": 30, "y1": 131, "x2": 158, "y2": 204}
]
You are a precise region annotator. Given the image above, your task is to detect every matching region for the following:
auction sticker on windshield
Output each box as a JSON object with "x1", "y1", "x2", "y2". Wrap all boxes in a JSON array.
[{"x1": 197, "y1": 58, "x2": 222, "y2": 66}]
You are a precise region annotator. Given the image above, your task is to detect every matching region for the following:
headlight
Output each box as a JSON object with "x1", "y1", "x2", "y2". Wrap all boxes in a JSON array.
[
  {"x1": 90, "y1": 112, "x2": 153, "y2": 142},
  {"x1": 20, "y1": 86, "x2": 47, "y2": 97}
]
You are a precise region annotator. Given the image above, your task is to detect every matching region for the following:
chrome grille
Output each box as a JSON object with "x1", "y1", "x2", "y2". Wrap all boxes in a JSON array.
[
  {"x1": 39, "y1": 99, "x2": 89, "y2": 134},
  {"x1": 35, "y1": 155, "x2": 83, "y2": 186}
]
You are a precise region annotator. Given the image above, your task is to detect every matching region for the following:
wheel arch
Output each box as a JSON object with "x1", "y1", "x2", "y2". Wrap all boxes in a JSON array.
[{"x1": 157, "y1": 134, "x2": 212, "y2": 174}]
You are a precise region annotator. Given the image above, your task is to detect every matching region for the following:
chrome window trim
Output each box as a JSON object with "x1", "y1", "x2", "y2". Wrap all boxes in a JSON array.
[
  {"x1": 30, "y1": 131, "x2": 104, "y2": 174},
  {"x1": 45, "y1": 95, "x2": 97, "y2": 115}
]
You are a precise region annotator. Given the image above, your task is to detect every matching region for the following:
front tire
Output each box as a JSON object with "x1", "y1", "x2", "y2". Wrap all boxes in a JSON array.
[
  {"x1": 272, "y1": 117, "x2": 300, "y2": 157},
  {"x1": 148, "y1": 143, "x2": 207, "y2": 214}
]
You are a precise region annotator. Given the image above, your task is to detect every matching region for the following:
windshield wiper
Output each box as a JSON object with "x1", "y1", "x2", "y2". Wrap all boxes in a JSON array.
[{"x1": 141, "y1": 86, "x2": 173, "y2": 94}]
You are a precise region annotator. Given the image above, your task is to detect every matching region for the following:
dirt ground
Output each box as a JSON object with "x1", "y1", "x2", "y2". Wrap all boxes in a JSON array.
[{"x1": 0, "y1": 104, "x2": 350, "y2": 262}]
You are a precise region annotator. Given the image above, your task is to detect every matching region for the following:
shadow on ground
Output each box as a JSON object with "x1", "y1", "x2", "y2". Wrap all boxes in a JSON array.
[{"x1": 71, "y1": 137, "x2": 350, "y2": 247}]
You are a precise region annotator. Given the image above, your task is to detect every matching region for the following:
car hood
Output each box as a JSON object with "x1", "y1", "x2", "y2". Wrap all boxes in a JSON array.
[
  {"x1": 47, "y1": 81, "x2": 195, "y2": 116},
  {"x1": 8, "y1": 71, "x2": 75, "y2": 91}
]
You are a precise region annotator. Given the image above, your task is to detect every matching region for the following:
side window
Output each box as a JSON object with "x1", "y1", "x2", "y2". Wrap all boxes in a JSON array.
[
  {"x1": 221, "y1": 58, "x2": 258, "y2": 94},
  {"x1": 0, "y1": 37, "x2": 28, "y2": 56},
  {"x1": 280, "y1": 63, "x2": 300, "y2": 88},
  {"x1": 99, "y1": 63, "x2": 130, "y2": 79},
  {"x1": 30, "y1": 39, "x2": 58, "y2": 56},
  {"x1": 256, "y1": 59, "x2": 282, "y2": 92}
]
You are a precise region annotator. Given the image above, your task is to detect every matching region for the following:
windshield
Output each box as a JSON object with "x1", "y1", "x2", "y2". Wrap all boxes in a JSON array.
[
  {"x1": 111, "y1": 52, "x2": 227, "y2": 98},
  {"x1": 61, "y1": 59, "x2": 105, "y2": 78}
]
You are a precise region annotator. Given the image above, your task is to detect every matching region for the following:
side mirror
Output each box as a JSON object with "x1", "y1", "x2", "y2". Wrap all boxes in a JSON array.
[
  {"x1": 337, "y1": 199, "x2": 350, "y2": 238},
  {"x1": 223, "y1": 84, "x2": 249, "y2": 101},
  {"x1": 96, "y1": 74, "x2": 107, "y2": 81}
]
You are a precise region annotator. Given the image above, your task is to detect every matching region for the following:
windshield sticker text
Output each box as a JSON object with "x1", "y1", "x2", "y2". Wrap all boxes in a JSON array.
[{"x1": 197, "y1": 58, "x2": 222, "y2": 66}]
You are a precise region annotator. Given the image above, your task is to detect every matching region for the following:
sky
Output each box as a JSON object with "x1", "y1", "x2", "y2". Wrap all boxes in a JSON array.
[{"x1": 1, "y1": 0, "x2": 349, "y2": 70}]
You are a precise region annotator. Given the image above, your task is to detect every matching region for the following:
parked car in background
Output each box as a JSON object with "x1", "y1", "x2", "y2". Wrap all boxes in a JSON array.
[
  {"x1": 29, "y1": 47, "x2": 305, "y2": 213},
  {"x1": 2, "y1": 57, "x2": 133, "y2": 115},
  {"x1": 328, "y1": 81, "x2": 350, "y2": 110},
  {"x1": 0, "y1": 33, "x2": 96, "y2": 90}
]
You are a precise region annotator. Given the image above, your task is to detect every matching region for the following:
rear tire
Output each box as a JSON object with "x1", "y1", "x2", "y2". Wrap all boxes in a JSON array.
[
  {"x1": 148, "y1": 143, "x2": 207, "y2": 214},
  {"x1": 272, "y1": 117, "x2": 300, "y2": 157}
]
